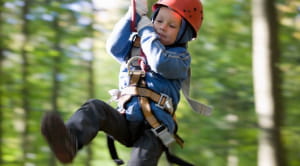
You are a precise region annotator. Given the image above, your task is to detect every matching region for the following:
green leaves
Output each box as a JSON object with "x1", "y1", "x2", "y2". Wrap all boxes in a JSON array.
[{"x1": 0, "y1": 0, "x2": 299, "y2": 165}]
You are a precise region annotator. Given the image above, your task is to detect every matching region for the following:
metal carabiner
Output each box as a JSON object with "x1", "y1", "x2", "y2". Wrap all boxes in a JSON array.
[{"x1": 127, "y1": 56, "x2": 146, "y2": 76}]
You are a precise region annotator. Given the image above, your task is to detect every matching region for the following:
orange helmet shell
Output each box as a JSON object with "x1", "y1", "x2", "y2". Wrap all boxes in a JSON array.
[{"x1": 152, "y1": 0, "x2": 204, "y2": 37}]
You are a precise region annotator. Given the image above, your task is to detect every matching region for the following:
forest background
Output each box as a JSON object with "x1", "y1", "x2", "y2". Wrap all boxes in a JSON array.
[{"x1": 0, "y1": 0, "x2": 299, "y2": 166}]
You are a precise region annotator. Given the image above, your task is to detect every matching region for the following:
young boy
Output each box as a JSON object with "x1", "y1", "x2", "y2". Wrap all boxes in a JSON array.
[{"x1": 41, "y1": 0, "x2": 209, "y2": 165}]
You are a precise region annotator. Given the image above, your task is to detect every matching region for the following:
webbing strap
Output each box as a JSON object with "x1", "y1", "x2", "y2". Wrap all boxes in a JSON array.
[
  {"x1": 127, "y1": 71, "x2": 183, "y2": 147},
  {"x1": 124, "y1": 87, "x2": 166, "y2": 103},
  {"x1": 107, "y1": 135, "x2": 124, "y2": 165},
  {"x1": 119, "y1": 86, "x2": 174, "y2": 115},
  {"x1": 165, "y1": 147, "x2": 194, "y2": 166},
  {"x1": 129, "y1": 73, "x2": 142, "y2": 86},
  {"x1": 182, "y1": 68, "x2": 213, "y2": 116},
  {"x1": 138, "y1": 88, "x2": 190, "y2": 165},
  {"x1": 139, "y1": 96, "x2": 161, "y2": 128},
  {"x1": 139, "y1": 95, "x2": 184, "y2": 147}
]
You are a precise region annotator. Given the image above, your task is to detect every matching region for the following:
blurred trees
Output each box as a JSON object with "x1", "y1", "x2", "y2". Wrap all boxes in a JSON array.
[
  {"x1": 0, "y1": 0, "x2": 299, "y2": 166},
  {"x1": 0, "y1": 0, "x2": 4, "y2": 164},
  {"x1": 20, "y1": 0, "x2": 31, "y2": 164}
]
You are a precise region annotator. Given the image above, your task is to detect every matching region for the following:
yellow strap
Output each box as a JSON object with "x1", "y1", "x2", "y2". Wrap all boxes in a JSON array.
[
  {"x1": 122, "y1": 87, "x2": 166, "y2": 105},
  {"x1": 139, "y1": 97, "x2": 160, "y2": 128},
  {"x1": 139, "y1": 96, "x2": 184, "y2": 148},
  {"x1": 129, "y1": 73, "x2": 142, "y2": 86}
]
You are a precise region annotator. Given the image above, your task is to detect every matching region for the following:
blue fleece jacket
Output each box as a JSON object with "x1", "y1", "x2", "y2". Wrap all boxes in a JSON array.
[{"x1": 106, "y1": 11, "x2": 191, "y2": 133}]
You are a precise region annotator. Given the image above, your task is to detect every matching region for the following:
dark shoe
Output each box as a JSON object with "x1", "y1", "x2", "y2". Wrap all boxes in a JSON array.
[{"x1": 41, "y1": 112, "x2": 77, "y2": 164}]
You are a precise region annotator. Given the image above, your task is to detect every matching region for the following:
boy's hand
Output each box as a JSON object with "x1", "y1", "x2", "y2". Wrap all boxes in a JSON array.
[{"x1": 135, "y1": 0, "x2": 148, "y2": 16}]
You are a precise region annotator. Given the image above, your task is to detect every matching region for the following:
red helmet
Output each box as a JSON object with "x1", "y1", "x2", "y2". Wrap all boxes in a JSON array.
[{"x1": 152, "y1": 0, "x2": 204, "y2": 38}]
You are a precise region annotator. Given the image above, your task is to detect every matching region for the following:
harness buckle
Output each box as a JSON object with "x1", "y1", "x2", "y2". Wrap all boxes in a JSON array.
[
  {"x1": 151, "y1": 125, "x2": 175, "y2": 147},
  {"x1": 156, "y1": 94, "x2": 174, "y2": 115}
]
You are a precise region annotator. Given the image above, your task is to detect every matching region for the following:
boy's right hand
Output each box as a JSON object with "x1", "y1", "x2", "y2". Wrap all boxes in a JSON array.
[{"x1": 135, "y1": 0, "x2": 148, "y2": 16}]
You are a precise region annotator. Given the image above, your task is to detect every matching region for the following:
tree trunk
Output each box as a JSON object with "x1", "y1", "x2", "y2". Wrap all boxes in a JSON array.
[
  {"x1": 252, "y1": 0, "x2": 286, "y2": 166},
  {"x1": 20, "y1": 0, "x2": 31, "y2": 164},
  {"x1": 0, "y1": 55, "x2": 3, "y2": 166},
  {"x1": 227, "y1": 153, "x2": 238, "y2": 166},
  {"x1": 0, "y1": 0, "x2": 4, "y2": 162},
  {"x1": 0, "y1": 45, "x2": 3, "y2": 166}
]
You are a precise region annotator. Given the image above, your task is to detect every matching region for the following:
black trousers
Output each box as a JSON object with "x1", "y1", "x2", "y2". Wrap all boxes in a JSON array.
[{"x1": 66, "y1": 99, "x2": 163, "y2": 166}]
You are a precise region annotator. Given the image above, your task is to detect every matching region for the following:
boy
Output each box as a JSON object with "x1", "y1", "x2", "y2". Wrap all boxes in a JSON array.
[{"x1": 41, "y1": 0, "x2": 210, "y2": 165}]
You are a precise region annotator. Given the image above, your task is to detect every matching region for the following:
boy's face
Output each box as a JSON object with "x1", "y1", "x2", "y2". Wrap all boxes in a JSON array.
[{"x1": 153, "y1": 7, "x2": 181, "y2": 46}]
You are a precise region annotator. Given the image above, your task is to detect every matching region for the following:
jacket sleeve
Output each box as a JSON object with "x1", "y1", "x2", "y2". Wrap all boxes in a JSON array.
[
  {"x1": 106, "y1": 11, "x2": 134, "y2": 63},
  {"x1": 138, "y1": 26, "x2": 191, "y2": 80}
]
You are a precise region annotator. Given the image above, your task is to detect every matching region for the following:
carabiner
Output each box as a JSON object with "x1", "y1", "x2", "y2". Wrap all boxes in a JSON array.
[{"x1": 127, "y1": 56, "x2": 146, "y2": 76}]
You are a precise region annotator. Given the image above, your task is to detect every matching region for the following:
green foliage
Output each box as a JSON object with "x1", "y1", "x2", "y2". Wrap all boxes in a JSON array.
[
  {"x1": 277, "y1": 1, "x2": 300, "y2": 165},
  {"x1": 0, "y1": 0, "x2": 299, "y2": 165},
  {"x1": 182, "y1": 0, "x2": 256, "y2": 164}
]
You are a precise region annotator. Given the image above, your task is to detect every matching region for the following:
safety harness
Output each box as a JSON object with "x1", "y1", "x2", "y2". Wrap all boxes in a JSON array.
[
  {"x1": 107, "y1": 35, "x2": 212, "y2": 166},
  {"x1": 123, "y1": 55, "x2": 184, "y2": 147},
  {"x1": 107, "y1": 54, "x2": 193, "y2": 165},
  {"x1": 106, "y1": 33, "x2": 212, "y2": 166}
]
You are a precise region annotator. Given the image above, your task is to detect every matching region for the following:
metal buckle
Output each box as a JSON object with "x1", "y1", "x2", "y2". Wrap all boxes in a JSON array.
[
  {"x1": 151, "y1": 125, "x2": 175, "y2": 147},
  {"x1": 164, "y1": 98, "x2": 174, "y2": 115},
  {"x1": 155, "y1": 93, "x2": 168, "y2": 109},
  {"x1": 155, "y1": 94, "x2": 174, "y2": 115}
]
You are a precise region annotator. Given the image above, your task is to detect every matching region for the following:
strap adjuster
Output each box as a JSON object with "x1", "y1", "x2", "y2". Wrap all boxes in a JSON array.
[
  {"x1": 155, "y1": 93, "x2": 168, "y2": 109},
  {"x1": 156, "y1": 94, "x2": 174, "y2": 115},
  {"x1": 151, "y1": 125, "x2": 175, "y2": 147}
]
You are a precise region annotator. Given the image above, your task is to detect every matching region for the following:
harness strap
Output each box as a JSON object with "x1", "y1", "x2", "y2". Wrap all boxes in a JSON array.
[
  {"x1": 139, "y1": 93, "x2": 184, "y2": 148},
  {"x1": 182, "y1": 68, "x2": 212, "y2": 115},
  {"x1": 106, "y1": 135, "x2": 124, "y2": 165},
  {"x1": 139, "y1": 96, "x2": 161, "y2": 128},
  {"x1": 119, "y1": 86, "x2": 173, "y2": 115},
  {"x1": 131, "y1": 70, "x2": 190, "y2": 165},
  {"x1": 165, "y1": 147, "x2": 194, "y2": 166},
  {"x1": 125, "y1": 69, "x2": 184, "y2": 147}
]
